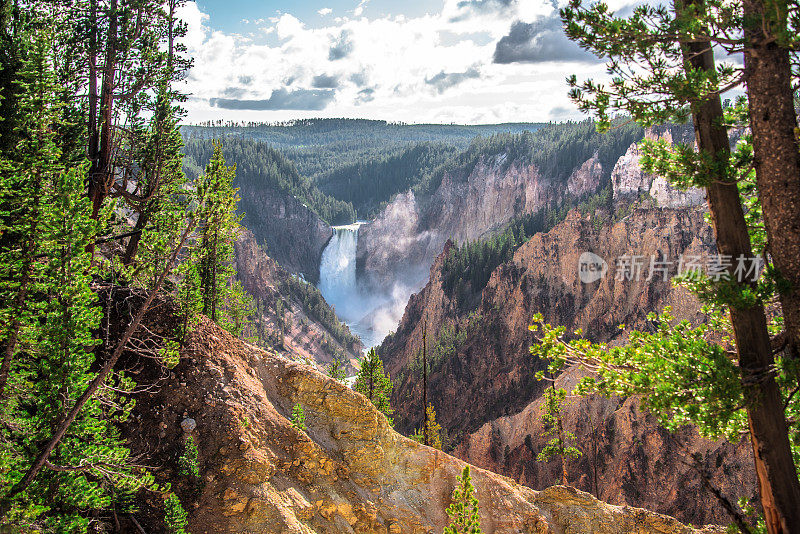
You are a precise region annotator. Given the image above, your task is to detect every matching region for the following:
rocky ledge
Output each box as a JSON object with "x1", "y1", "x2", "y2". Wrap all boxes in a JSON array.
[{"x1": 125, "y1": 317, "x2": 723, "y2": 534}]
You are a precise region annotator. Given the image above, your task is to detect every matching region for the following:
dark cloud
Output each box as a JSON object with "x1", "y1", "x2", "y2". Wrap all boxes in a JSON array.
[
  {"x1": 222, "y1": 87, "x2": 246, "y2": 98},
  {"x1": 209, "y1": 88, "x2": 335, "y2": 111},
  {"x1": 238, "y1": 75, "x2": 253, "y2": 85},
  {"x1": 329, "y1": 30, "x2": 354, "y2": 60},
  {"x1": 549, "y1": 105, "x2": 575, "y2": 119},
  {"x1": 425, "y1": 67, "x2": 481, "y2": 94},
  {"x1": 312, "y1": 74, "x2": 340, "y2": 89},
  {"x1": 355, "y1": 87, "x2": 375, "y2": 104},
  {"x1": 493, "y1": 18, "x2": 601, "y2": 64},
  {"x1": 349, "y1": 71, "x2": 369, "y2": 87},
  {"x1": 450, "y1": 0, "x2": 514, "y2": 22}
]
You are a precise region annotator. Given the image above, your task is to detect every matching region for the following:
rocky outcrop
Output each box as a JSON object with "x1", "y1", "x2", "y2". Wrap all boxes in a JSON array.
[
  {"x1": 383, "y1": 207, "x2": 717, "y2": 422},
  {"x1": 379, "y1": 206, "x2": 757, "y2": 526},
  {"x1": 234, "y1": 229, "x2": 362, "y2": 369},
  {"x1": 124, "y1": 316, "x2": 723, "y2": 534},
  {"x1": 567, "y1": 152, "x2": 603, "y2": 197},
  {"x1": 611, "y1": 129, "x2": 705, "y2": 208},
  {"x1": 454, "y1": 366, "x2": 756, "y2": 527},
  {"x1": 242, "y1": 187, "x2": 333, "y2": 282}
]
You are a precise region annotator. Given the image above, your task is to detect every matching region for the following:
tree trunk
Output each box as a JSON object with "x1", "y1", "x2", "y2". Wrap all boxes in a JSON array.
[
  {"x1": 122, "y1": 211, "x2": 148, "y2": 266},
  {"x1": 743, "y1": 0, "x2": 800, "y2": 362},
  {"x1": 87, "y1": 0, "x2": 98, "y2": 179},
  {"x1": 422, "y1": 322, "x2": 428, "y2": 446},
  {"x1": 679, "y1": 6, "x2": 800, "y2": 530},
  {"x1": 90, "y1": 0, "x2": 117, "y2": 221}
]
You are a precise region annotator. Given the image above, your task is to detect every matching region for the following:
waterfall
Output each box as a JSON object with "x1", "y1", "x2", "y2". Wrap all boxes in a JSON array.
[
  {"x1": 318, "y1": 222, "x2": 419, "y2": 349},
  {"x1": 319, "y1": 223, "x2": 362, "y2": 324}
]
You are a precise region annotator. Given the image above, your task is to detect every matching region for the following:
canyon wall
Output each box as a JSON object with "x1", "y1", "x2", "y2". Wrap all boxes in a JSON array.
[
  {"x1": 234, "y1": 229, "x2": 361, "y2": 369},
  {"x1": 241, "y1": 187, "x2": 333, "y2": 283},
  {"x1": 373, "y1": 127, "x2": 765, "y2": 526},
  {"x1": 357, "y1": 155, "x2": 568, "y2": 289},
  {"x1": 379, "y1": 206, "x2": 758, "y2": 527}
]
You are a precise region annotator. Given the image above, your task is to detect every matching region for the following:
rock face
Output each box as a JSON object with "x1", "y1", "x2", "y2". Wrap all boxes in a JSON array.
[
  {"x1": 380, "y1": 206, "x2": 757, "y2": 526},
  {"x1": 611, "y1": 128, "x2": 705, "y2": 208},
  {"x1": 454, "y1": 367, "x2": 756, "y2": 527},
  {"x1": 234, "y1": 229, "x2": 362, "y2": 368},
  {"x1": 242, "y1": 187, "x2": 333, "y2": 282},
  {"x1": 567, "y1": 152, "x2": 603, "y2": 197},
  {"x1": 357, "y1": 154, "x2": 589, "y2": 289},
  {"x1": 124, "y1": 317, "x2": 723, "y2": 534}
]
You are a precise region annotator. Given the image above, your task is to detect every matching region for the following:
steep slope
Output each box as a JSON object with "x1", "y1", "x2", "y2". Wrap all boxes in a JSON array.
[
  {"x1": 382, "y1": 207, "x2": 715, "y2": 431},
  {"x1": 356, "y1": 122, "x2": 644, "y2": 289},
  {"x1": 234, "y1": 229, "x2": 362, "y2": 369},
  {"x1": 124, "y1": 316, "x2": 722, "y2": 534},
  {"x1": 378, "y1": 206, "x2": 758, "y2": 526},
  {"x1": 184, "y1": 140, "x2": 344, "y2": 281}
]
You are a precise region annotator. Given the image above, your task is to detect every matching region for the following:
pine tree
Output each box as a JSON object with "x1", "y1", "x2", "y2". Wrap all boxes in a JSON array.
[
  {"x1": 183, "y1": 143, "x2": 254, "y2": 336},
  {"x1": 443, "y1": 466, "x2": 482, "y2": 534},
  {"x1": 0, "y1": 33, "x2": 155, "y2": 530},
  {"x1": 327, "y1": 354, "x2": 348, "y2": 383},
  {"x1": 536, "y1": 387, "x2": 582, "y2": 486},
  {"x1": 412, "y1": 404, "x2": 443, "y2": 450},
  {"x1": 560, "y1": 0, "x2": 800, "y2": 526},
  {"x1": 354, "y1": 348, "x2": 394, "y2": 423}
]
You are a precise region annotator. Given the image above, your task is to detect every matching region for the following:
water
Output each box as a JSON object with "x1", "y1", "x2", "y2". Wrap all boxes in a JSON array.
[
  {"x1": 319, "y1": 223, "x2": 362, "y2": 321},
  {"x1": 318, "y1": 223, "x2": 397, "y2": 349}
]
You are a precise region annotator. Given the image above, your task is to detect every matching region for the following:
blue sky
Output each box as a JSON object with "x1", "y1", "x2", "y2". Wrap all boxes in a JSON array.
[
  {"x1": 195, "y1": 0, "x2": 435, "y2": 34},
  {"x1": 178, "y1": 0, "x2": 617, "y2": 124}
]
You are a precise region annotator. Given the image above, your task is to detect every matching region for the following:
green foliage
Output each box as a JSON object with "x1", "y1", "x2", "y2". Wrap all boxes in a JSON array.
[
  {"x1": 182, "y1": 118, "x2": 544, "y2": 179},
  {"x1": 182, "y1": 143, "x2": 255, "y2": 336},
  {"x1": 0, "y1": 32, "x2": 155, "y2": 531},
  {"x1": 160, "y1": 340, "x2": 182, "y2": 369},
  {"x1": 536, "y1": 388, "x2": 583, "y2": 466},
  {"x1": 164, "y1": 493, "x2": 189, "y2": 534},
  {"x1": 178, "y1": 437, "x2": 200, "y2": 480},
  {"x1": 327, "y1": 354, "x2": 348, "y2": 383},
  {"x1": 530, "y1": 307, "x2": 749, "y2": 441},
  {"x1": 316, "y1": 142, "x2": 458, "y2": 217},
  {"x1": 354, "y1": 348, "x2": 394, "y2": 423},
  {"x1": 444, "y1": 466, "x2": 482, "y2": 534},
  {"x1": 183, "y1": 138, "x2": 356, "y2": 226},
  {"x1": 291, "y1": 403, "x2": 307, "y2": 432},
  {"x1": 411, "y1": 404, "x2": 443, "y2": 450},
  {"x1": 281, "y1": 274, "x2": 360, "y2": 349}
]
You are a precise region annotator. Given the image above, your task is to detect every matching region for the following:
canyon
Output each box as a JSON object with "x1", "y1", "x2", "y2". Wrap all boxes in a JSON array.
[{"x1": 220, "y1": 122, "x2": 756, "y2": 531}]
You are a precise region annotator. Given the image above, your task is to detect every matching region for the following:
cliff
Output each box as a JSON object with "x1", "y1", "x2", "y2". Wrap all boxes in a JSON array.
[
  {"x1": 357, "y1": 154, "x2": 570, "y2": 289},
  {"x1": 234, "y1": 229, "x2": 362, "y2": 369},
  {"x1": 241, "y1": 187, "x2": 333, "y2": 283},
  {"x1": 123, "y1": 315, "x2": 723, "y2": 534},
  {"x1": 379, "y1": 206, "x2": 757, "y2": 526}
]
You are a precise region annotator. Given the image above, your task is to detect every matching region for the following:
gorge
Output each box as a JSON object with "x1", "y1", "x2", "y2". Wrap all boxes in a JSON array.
[{"x1": 210, "y1": 119, "x2": 755, "y2": 530}]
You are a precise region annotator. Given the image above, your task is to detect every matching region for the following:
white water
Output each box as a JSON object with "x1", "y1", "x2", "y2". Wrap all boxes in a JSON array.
[
  {"x1": 318, "y1": 223, "x2": 413, "y2": 349},
  {"x1": 319, "y1": 224, "x2": 362, "y2": 320}
]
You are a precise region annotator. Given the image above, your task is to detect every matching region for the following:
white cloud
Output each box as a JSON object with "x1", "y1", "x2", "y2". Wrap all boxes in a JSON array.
[
  {"x1": 176, "y1": 0, "x2": 608, "y2": 124},
  {"x1": 318, "y1": 7, "x2": 333, "y2": 16},
  {"x1": 354, "y1": 0, "x2": 370, "y2": 17}
]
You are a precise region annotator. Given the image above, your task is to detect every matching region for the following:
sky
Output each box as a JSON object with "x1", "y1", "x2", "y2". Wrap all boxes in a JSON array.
[{"x1": 177, "y1": 0, "x2": 630, "y2": 124}]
